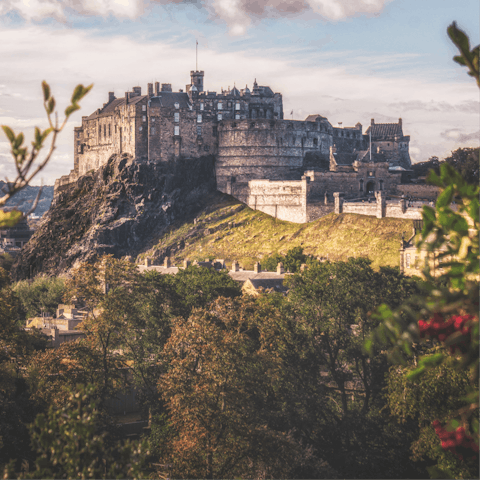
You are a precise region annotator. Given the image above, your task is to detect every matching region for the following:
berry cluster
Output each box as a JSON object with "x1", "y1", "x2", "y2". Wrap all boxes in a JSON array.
[
  {"x1": 418, "y1": 314, "x2": 476, "y2": 353},
  {"x1": 433, "y1": 420, "x2": 479, "y2": 462}
]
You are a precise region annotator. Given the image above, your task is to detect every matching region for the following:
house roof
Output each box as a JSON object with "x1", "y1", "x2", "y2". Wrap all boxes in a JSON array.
[
  {"x1": 365, "y1": 122, "x2": 403, "y2": 138},
  {"x1": 333, "y1": 152, "x2": 357, "y2": 166},
  {"x1": 150, "y1": 92, "x2": 191, "y2": 109},
  {"x1": 229, "y1": 270, "x2": 285, "y2": 284},
  {"x1": 245, "y1": 278, "x2": 288, "y2": 293},
  {"x1": 305, "y1": 114, "x2": 328, "y2": 122}
]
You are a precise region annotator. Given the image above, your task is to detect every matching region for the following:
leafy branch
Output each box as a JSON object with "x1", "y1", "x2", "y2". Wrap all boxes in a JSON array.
[{"x1": 448, "y1": 21, "x2": 480, "y2": 87}]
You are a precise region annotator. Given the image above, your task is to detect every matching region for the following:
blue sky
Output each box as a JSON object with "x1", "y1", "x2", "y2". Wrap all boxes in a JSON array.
[{"x1": 0, "y1": 0, "x2": 478, "y2": 185}]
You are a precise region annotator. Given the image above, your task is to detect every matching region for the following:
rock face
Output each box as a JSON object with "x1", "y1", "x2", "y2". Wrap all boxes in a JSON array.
[{"x1": 11, "y1": 154, "x2": 216, "y2": 280}]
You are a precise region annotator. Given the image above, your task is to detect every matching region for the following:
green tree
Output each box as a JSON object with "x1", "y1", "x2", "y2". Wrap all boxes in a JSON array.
[
  {"x1": 159, "y1": 295, "x2": 305, "y2": 479},
  {"x1": 13, "y1": 276, "x2": 65, "y2": 319},
  {"x1": 365, "y1": 21, "x2": 479, "y2": 479},
  {"x1": 443, "y1": 147, "x2": 479, "y2": 186},
  {"x1": 25, "y1": 384, "x2": 147, "y2": 480}
]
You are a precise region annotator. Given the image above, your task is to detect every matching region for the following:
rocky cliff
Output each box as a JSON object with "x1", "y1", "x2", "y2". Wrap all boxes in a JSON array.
[{"x1": 11, "y1": 153, "x2": 216, "y2": 280}]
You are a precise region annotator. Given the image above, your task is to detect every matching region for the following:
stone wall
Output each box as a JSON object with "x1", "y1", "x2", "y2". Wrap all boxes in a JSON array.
[
  {"x1": 216, "y1": 119, "x2": 333, "y2": 193},
  {"x1": 396, "y1": 184, "x2": 439, "y2": 200},
  {"x1": 307, "y1": 202, "x2": 335, "y2": 222},
  {"x1": 246, "y1": 178, "x2": 308, "y2": 223}
]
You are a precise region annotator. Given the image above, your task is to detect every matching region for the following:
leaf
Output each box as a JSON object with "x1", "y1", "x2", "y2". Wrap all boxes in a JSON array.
[
  {"x1": 447, "y1": 22, "x2": 470, "y2": 55},
  {"x1": 0, "y1": 209, "x2": 23, "y2": 228},
  {"x1": 65, "y1": 104, "x2": 80, "y2": 117},
  {"x1": 453, "y1": 55, "x2": 467, "y2": 66},
  {"x1": 47, "y1": 97, "x2": 55, "y2": 114},
  {"x1": 435, "y1": 185, "x2": 453, "y2": 209},
  {"x1": 1, "y1": 125, "x2": 15, "y2": 143},
  {"x1": 14, "y1": 132, "x2": 24, "y2": 148},
  {"x1": 71, "y1": 85, "x2": 84, "y2": 104},
  {"x1": 42, "y1": 80, "x2": 50, "y2": 102}
]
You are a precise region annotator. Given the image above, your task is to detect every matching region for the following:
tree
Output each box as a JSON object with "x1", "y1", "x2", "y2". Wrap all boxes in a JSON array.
[
  {"x1": 13, "y1": 276, "x2": 65, "y2": 319},
  {"x1": 0, "y1": 82, "x2": 92, "y2": 228},
  {"x1": 365, "y1": 22, "x2": 479, "y2": 479},
  {"x1": 443, "y1": 147, "x2": 479, "y2": 186},
  {"x1": 159, "y1": 295, "x2": 305, "y2": 479},
  {"x1": 24, "y1": 384, "x2": 147, "y2": 480}
]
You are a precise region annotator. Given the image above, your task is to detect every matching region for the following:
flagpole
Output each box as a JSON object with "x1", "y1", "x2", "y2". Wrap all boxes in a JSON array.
[{"x1": 196, "y1": 40, "x2": 198, "y2": 71}]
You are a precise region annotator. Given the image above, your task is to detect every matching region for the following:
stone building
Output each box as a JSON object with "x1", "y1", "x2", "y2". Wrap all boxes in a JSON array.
[{"x1": 57, "y1": 68, "x2": 415, "y2": 223}]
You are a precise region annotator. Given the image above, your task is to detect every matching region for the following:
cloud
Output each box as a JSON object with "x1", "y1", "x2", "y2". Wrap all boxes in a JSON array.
[
  {"x1": 440, "y1": 129, "x2": 480, "y2": 144},
  {"x1": 1, "y1": 0, "x2": 392, "y2": 34}
]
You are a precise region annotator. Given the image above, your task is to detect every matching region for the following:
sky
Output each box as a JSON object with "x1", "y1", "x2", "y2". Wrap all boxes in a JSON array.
[{"x1": 0, "y1": 0, "x2": 478, "y2": 185}]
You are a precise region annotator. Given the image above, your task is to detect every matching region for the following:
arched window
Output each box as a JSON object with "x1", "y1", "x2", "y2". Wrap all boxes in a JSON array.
[{"x1": 359, "y1": 179, "x2": 364, "y2": 192}]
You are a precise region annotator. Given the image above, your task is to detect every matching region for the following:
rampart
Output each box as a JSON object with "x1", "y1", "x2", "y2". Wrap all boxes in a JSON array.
[
  {"x1": 396, "y1": 184, "x2": 439, "y2": 200},
  {"x1": 217, "y1": 118, "x2": 333, "y2": 193}
]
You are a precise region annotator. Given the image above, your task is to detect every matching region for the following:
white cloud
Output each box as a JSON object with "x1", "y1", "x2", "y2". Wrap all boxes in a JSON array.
[{"x1": 1, "y1": 0, "x2": 392, "y2": 34}]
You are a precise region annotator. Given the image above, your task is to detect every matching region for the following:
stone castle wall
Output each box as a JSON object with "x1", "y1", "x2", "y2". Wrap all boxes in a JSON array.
[{"x1": 396, "y1": 184, "x2": 439, "y2": 200}]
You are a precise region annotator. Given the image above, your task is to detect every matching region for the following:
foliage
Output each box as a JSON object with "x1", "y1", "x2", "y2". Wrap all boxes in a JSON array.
[
  {"x1": 13, "y1": 276, "x2": 65, "y2": 319},
  {"x1": 26, "y1": 384, "x2": 147, "y2": 479},
  {"x1": 159, "y1": 295, "x2": 312, "y2": 479},
  {"x1": 0, "y1": 81, "x2": 92, "y2": 227},
  {"x1": 443, "y1": 147, "x2": 479, "y2": 186},
  {"x1": 263, "y1": 246, "x2": 308, "y2": 272},
  {"x1": 0, "y1": 253, "x2": 14, "y2": 273},
  {"x1": 365, "y1": 22, "x2": 479, "y2": 479}
]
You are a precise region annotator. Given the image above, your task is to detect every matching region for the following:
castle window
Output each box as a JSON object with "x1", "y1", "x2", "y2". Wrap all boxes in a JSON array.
[
  {"x1": 217, "y1": 102, "x2": 223, "y2": 110},
  {"x1": 313, "y1": 137, "x2": 318, "y2": 146},
  {"x1": 142, "y1": 105, "x2": 146, "y2": 112},
  {"x1": 200, "y1": 103, "x2": 204, "y2": 111},
  {"x1": 104, "y1": 125, "x2": 106, "y2": 137},
  {"x1": 142, "y1": 116, "x2": 146, "y2": 122},
  {"x1": 213, "y1": 126, "x2": 217, "y2": 136},
  {"x1": 228, "y1": 102, "x2": 231, "y2": 108},
  {"x1": 235, "y1": 114, "x2": 240, "y2": 120},
  {"x1": 217, "y1": 113, "x2": 222, "y2": 121},
  {"x1": 174, "y1": 126, "x2": 180, "y2": 136},
  {"x1": 204, "y1": 145, "x2": 209, "y2": 151},
  {"x1": 197, "y1": 114, "x2": 202, "y2": 123},
  {"x1": 130, "y1": 126, "x2": 133, "y2": 133},
  {"x1": 174, "y1": 112, "x2": 180, "y2": 123},
  {"x1": 139, "y1": 126, "x2": 143, "y2": 132},
  {"x1": 359, "y1": 179, "x2": 364, "y2": 191},
  {"x1": 235, "y1": 103, "x2": 240, "y2": 110},
  {"x1": 197, "y1": 126, "x2": 202, "y2": 136},
  {"x1": 174, "y1": 102, "x2": 180, "y2": 109},
  {"x1": 151, "y1": 127, "x2": 155, "y2": 135},
  {"x1": 115, "y1": 125, "x2": 117, "y2": 133},
  {"x1": 406, "y1": 253, "x2": 411, "y2": 269},
  {"x1": 108, "y1": 124, "x2": 111, "y2": 136},
  {"x1": 379, "y1": 180, "x2": 384, "y2": 190},
  {"x1": 98, "y1": 126, "x2": 101, "y2": 138}
]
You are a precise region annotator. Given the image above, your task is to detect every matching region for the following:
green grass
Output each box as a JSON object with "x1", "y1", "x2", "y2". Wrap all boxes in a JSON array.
[{"x1": 138, "y1": 194, "x2": 414, "y2": 270}]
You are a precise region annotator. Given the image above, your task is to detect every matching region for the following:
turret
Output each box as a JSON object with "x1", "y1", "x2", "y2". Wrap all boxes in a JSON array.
[{"x1": 190, "y1": 70, "x2": 204, "y2": 92}]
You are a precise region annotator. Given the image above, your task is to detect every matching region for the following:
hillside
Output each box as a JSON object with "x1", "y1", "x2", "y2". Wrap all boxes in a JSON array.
[
  {"x1": 140, "y1": 194, "x2": 415, "y2": 270},
  {"x1": 0, "y1": 181, "x2": 54, "y2": 216}
]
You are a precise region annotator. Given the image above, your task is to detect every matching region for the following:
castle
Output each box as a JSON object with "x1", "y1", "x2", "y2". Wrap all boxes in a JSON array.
[{"x1": 56, "y1": 69, "x2": 424, "y2": 223}]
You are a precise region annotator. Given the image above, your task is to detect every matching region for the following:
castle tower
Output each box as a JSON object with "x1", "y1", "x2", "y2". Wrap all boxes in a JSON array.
[{"x1": 190, "y1": 70, "x2": 204, "y2": 92}]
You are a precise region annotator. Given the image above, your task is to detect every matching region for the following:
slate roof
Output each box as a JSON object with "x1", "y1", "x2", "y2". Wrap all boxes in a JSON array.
[
  {"x1": 333, "y1": 152, "x2": 357, "y2": 166},
  {"x1": 356, "y1": 149, "x2": 387, "y2": 163},
  {"x1": 150, "y1": 92, "x2": 191, "y2": 109},
  {"x1": 246, "y1": 278, "x2": 288, "y2": 293},
  {"x1": 365, "y1": 123, "x2": 403, "y2": 138},
  {"x1": 229, "y1": 270, "x2": 285, "y2": 284},
  {"x1": 86, "y1": 95, "x2": 147, "y2": 119}
]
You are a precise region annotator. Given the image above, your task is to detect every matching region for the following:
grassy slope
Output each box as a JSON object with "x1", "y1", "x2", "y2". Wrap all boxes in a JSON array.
[{"x1": 139, "y1": 194, "x2": 415, "y2": 270}]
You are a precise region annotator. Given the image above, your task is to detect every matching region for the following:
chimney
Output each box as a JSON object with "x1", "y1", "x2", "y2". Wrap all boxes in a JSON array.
[
  {"x1": 231, "y1": 260, "x2": 239, "y2": 272},
  {"x1": 148, "y1": 83, "x2": 153, "y2": 97},
  {"x1": 125, "y1": 92, "x2": 130, "y2": 104},
  {"x1": 277, "y1": 262, "x2": 284, "y2": 274},
  {"x1": 132, "y1": 86, "x2": 141, "y2": 96},
  {"x1": 398, "y1": 118, "x2": 402, "y2": 127},
  {"x1": 161, "y1": 83, "x2": 172, "y2": 92},
  {"x1": 183, "y1": 259, "x2": 190, "y2": 268},
  {"x1": 164, "y1": 257, "x2": 171, "y2": 268},
  {"x1": 155, "y1": 82, "x2": 160, "y2": 96},
  {"x1": 254, "y1": 262, "x2": 261, "y2": 273},
  {"x1": 108, "y1": 92, "x2": 115, "y2": 103},
  {"x1": 371, "y1": 118, "x2": 375, "y2": 125}
]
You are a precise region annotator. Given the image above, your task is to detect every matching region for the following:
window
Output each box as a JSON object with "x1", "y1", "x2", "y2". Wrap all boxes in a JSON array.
[
  {"x1": 151, "y1": 127, "x2": 155, "y2": 135},
  {"x1": 142, "y1": 116, "x2": 146, "y2": 122},
  {"x1": 196, "y1": 126, "x2": 202, "y2": 135},
  {"x1": 204, "y1": 145, "x2": 209, "y2": 151},
  {"x1": 115, "y1": 125, "x2": 117, "y2": 133},
  {"x1": 174, "y1": 112, "x2": 179, "y2": 123},
  {"x1": 217, "y1": 113, "x2": 222, "y2": 121},
  {"x1": 235, "y1": 103, "x2": 240, "y2": 110},
  {"x1": 200, "y1": 103, "x2": 204, "y2": 111},
  {"x1": 235, "y1": 114, "x2": 240, "y2": 120},
  {"x1": 213, "y1": 126, "x2": 218, "y2": 136},
  {"x1": 228, "y1": 102, "x2": 231, "y2": 108},
  {"x1": 359, "y1": 179, "x2": 364, "y2": 191},
  {"x1": 151, "y1": 117, "x2": 155, "y2": 122},
  {"x1": 313, "y1": 137, "x2": 318, "y2": 146},
  {"x1": 174, "y1": 126, "x2": 180, "y2": 136},
  {"x1": 104, "y1": 125, "x2": 106, "y2": 137},
  {"x1": 174, "y1": 102, "x2": 179, "y2": 109},
  {"x1": 217, "y1": 102, "x2": 223, "y2": 110},
  {"x1": 406, "y1": 253, "x2": 411, "y2": 269},
  {"x1": 130, "y1": 126, "x2": 133, "y2": 133},
  {"x1": 98, "y1": 126, "x2": 101, "y2": 138},
  {"x1": 197, "y1": 114, "x2": 202, "y2": 123},
  {"x1": 142, "y1": 105, "x2": 146, "y2": 111},
  {"x1": 108, "y1": 124, "x2": 111, "y2": 136},
  {"x1": 139, "y1": 126, "x2": 143, "y2": 132}
]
